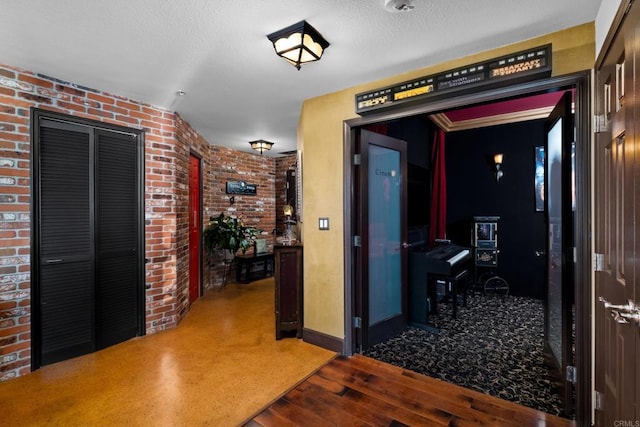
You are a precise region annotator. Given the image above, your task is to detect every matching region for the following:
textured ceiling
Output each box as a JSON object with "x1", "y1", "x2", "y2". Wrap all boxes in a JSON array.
[{"x1": 0, "y1": 0, "x2": 602, "y2": 156}]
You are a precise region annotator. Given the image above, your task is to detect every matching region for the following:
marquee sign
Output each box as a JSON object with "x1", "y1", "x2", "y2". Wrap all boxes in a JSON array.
[{"x1": 355, "y1": 44, "x2": 552, "y2": 115}]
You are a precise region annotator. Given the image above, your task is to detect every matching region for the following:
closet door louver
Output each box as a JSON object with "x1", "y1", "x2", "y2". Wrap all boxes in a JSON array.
[
  {"x1": 95, "y1": 130, "x2": 139, "y2": 348},
  {"x1": 39, "y1": 123, "x2": 95, "y2": 364}
]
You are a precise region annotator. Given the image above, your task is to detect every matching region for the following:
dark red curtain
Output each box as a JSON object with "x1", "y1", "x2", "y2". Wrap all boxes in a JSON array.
[
  {"x1": 429, "y1": 129, "x2": 447, "y2": 246},
  {"x1": 364, "y1": 123, "x2": 388, "y2": 135}
]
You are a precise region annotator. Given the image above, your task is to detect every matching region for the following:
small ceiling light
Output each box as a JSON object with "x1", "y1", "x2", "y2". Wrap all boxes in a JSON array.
[
  {"x1": 267, "y1": 20, "x2": 330, "y2": 70},
  {"x1": 176, "y1": 90, "x2": 186, "y2": 96},
  {"x1": 249, "y1": 139, "x2": 274, "y2": 155},
  {"x1": 494, "y1": 153, "x2": 504, "y2": 182}
]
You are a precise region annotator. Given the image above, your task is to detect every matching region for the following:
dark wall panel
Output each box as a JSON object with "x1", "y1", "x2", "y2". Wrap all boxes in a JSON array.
[{"x1": 445, "y1": 119, "x2": 546, "y2": 299}]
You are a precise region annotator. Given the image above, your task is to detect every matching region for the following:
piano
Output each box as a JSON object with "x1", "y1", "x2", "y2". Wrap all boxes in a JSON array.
[{"x1": 408, "y1": 243, "x2": 471, "y2": 331}]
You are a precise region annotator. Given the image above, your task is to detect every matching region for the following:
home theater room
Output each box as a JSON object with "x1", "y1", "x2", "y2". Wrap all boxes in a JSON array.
[{"x1": 357, "y1": 88, "x2": 576, "y2": 418}]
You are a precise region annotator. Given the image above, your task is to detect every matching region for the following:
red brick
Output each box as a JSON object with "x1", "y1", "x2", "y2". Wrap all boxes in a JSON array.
[
  {"x1": 0, "y1": 69, "x2": 15, "y2": 79},
  {"x1": 87, "y1": 108, "x2": 114, "y2": 119},
  {"x1": 18, "y1": 74, "x2": 53, "y2": 89},
  {"x1": 55, "y1": 84, "x2": 85, "y2": 97},
  {"x1": 0, "y1": 95, "x2": 31, "y2": 109},
  {"x1": 56, "y1": 101, "x2": 85, "y2": 113},
  {"x1": 87, "y1": 92, "x2": 115, "y2": 105},
  {"x1": 115, "y1": 100, "x2": 141, "y2": 111}
]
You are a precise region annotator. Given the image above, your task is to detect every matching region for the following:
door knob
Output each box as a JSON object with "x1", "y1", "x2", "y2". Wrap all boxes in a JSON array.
[
  {"x1": 611, "y1": 310, "x2": 630, "y2": 324},
  {"x1": 535, "y1": 250, "x2": 546, "y2": 257},
  {"x1": 598, "y1": 296, "x2": 637, "y2": 312},
  {"x1": 619, "y1": 311, "x2": 640, "y2": 323}
]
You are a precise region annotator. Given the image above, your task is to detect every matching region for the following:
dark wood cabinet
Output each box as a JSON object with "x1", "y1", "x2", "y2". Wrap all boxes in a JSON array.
[{"x1": 274, "y1": 244, "x2": 303, "y2": 339}]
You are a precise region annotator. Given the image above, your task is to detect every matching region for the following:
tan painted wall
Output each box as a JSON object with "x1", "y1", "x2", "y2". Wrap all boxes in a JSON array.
[{"x1": 300, "y1": 23, "x2": 595, "y2": 341}]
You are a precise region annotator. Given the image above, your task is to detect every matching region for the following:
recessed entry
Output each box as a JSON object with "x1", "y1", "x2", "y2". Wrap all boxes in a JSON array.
[{"x1": 319, "y1": 217, "x2": 329, "y2": 230}]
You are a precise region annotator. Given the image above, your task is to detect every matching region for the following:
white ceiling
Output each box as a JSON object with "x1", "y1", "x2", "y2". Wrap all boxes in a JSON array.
[{"x1": 1, "y1": 0, "x2": 602, "y2": 156}]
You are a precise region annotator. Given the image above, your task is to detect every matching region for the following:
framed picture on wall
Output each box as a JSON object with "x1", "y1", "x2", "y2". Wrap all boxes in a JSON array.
[{"x1": 534, "y1": 146, "x2": 544, "y2": 211}]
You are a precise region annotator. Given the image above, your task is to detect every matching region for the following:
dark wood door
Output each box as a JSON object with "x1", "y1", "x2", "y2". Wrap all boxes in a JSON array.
[
  {"x1": 355, "y1": 129, "x2": 408, "y2": 351},
  {"x1": 543, "y1": 91, "x2": 574, "y2": 415},
  {"x1": 34, "y1": 112, "x2": 143, "y2": 368},
  {"x1": 188, "y1": 154, "x2": 201, "y2": 304},
  {"x1": 594, "y1": 1, "x2": 640, "y2": 423},
  {"x1": 38, "y1": 120, "x2": 95, "y2": 365},
  {"x1": 95, "y1": 129, "x2": 140, "y2": 349}
]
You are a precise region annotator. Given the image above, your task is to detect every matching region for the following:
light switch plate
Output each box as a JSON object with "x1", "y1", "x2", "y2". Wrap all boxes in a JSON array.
[{"x1": 319, "y1": 217, "x2": 329, "y2": 230}]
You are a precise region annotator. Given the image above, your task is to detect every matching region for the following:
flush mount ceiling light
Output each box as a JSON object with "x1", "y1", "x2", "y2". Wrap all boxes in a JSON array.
[
  {"x1": 249, "y1": 139, "x2": 274, "y2": 155},
  {"x1": 267, "y1": 20, "x2": 330, "y2": 70}
]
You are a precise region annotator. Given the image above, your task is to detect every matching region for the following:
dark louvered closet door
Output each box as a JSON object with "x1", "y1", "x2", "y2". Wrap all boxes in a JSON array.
[
  {"x1": 39, "y1": 123, "x2": 95, "y2": 364},
  {"x1": 95, "y1": 130, "x2": 139, "y2": 348}
]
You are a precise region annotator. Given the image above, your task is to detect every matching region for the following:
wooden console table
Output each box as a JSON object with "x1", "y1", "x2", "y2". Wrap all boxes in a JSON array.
[
  {"x1": 274, "y1": 244, "x2": 303, "y2": 339},
  {"x1": 235, "y1": 252, "x2": 274, "y2": 284}
]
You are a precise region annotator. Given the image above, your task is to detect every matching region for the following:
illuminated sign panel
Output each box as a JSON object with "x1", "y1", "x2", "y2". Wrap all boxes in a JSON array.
[{"x1": 355, "y1": 45, "x2": 551, "y2": 114}]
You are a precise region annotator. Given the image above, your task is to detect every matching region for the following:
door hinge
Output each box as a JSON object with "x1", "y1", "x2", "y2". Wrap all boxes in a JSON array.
[
  {"x1": 353, "y1": 316, "x2": 362, "y2": 328},
  {"x1": 573, "y1": 246, "x2": 577, "y2": 263},
  {"x1": 353, "y1": 235, "x2": 362, "y2": 247},
  {"x1": 593, "y1": 114, "x2": 606, "y2": 133},
  {"x1": 594, "y1": 390, "x2": 604, "y2": 411},
  {"x1": 594, "y1": 253, "x2": 605, "y2": 272},
  {"x1": 566, "y1": 365, "x2": 577, "y2": 384},
  {"x1": 353, "y1": 153, "x2": 361, "y2": 165}
]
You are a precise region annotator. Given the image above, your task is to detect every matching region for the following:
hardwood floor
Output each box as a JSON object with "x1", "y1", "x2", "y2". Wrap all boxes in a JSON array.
[{"x1": 244, "y1": 354, "x2": 575, "y2": 427}]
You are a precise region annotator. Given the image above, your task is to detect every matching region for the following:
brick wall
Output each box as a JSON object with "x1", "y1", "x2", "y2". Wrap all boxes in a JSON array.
[
  {"x1": 206, "y1": 146, "x2": 276, "y2": 285},
  {"x1": 0, "y1": 63, "x2": 277, "y2": 380}
]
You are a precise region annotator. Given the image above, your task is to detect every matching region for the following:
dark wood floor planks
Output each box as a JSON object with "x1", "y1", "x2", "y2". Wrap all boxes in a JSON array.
[{"x1": 244, "y1": 355, "x2": 576, "y2": 427}]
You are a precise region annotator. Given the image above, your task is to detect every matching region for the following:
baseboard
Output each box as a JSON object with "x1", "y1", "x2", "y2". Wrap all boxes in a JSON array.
[{"x1": 303, "y1": 328, "x2": 343, "y2": 353}]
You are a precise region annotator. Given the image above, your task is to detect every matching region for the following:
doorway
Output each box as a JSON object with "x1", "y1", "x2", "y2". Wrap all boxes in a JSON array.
[
  {"x1": 189, "y1": 154, "x2": 202, "y2": 304},
  {"x1": 353, "y1": 129, "x2": 408, "y2": 349},
  {"x1": 343, "y1": 73, "x2": 592, "y2": 423}
]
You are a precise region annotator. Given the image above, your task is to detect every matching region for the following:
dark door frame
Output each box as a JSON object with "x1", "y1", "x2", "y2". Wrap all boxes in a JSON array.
[
  {"x1": 343, "y1": 72, "x2": 592, "y2": 424},
  {"x1": 30, "y1": 108, "x2": 146, "y2": 370}
]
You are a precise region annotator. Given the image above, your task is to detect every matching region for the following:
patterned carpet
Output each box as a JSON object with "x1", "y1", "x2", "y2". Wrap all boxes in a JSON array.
[{"x1": 364, "y1": 293, "x2": 570, "y2": 418}]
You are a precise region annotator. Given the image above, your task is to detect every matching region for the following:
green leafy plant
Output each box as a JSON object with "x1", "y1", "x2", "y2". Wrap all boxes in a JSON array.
[{"x1": 203, "y1": 213, "x2": 260, "y2": 256}]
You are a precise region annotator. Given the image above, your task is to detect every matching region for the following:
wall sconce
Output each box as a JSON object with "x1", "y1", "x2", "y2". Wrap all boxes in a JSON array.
[
  {"x1": 267, "y1": 20, "x2": 330, "y2": 70},
  {"x1": 494, "y1": 153, "x2": 504, "y2": 182},
  {"x1": 249, "y1": 139, "x2": 274, "y2": 155}
]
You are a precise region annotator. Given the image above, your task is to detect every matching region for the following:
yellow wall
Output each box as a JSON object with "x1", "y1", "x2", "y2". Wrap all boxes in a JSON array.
[{"x1": 300, "y1": 23, "x2": 595, "y2": 341}]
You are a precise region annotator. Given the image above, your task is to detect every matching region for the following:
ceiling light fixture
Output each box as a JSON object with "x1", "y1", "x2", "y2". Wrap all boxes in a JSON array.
[
  {"x1": 267, "y1": 20, "x2": 330, "y2": 70},
  {"x1": 249, "y1": 139, "x2": 274, "y2": 155}
]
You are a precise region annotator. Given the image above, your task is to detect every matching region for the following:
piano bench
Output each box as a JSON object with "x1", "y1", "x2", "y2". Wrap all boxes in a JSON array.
[{"x1": 440, "y1": 269, "x2": 470, "y2": 320}]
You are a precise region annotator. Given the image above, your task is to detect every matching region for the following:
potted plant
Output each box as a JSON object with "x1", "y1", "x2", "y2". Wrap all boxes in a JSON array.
[{"x1": 203, "y1": 213, "x2": 260, "y2": 257}]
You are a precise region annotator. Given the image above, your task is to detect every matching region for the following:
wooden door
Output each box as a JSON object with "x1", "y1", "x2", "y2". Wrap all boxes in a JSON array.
[
  {"x1": 34, "y1": 112, "x2": 143, "y2": 367},
  {"x1": 37, "y1": 120, "x2": 95, "y2": 365},
  {"x1": 355, "y1": 129, "x2": 408, "y2": 350},
  {"x1": 189, "y1": 155, "x2": 201, "y2": 304},
  {"x1": 594, "y1": 1, "x2": 640, "y2": 423},
  {"x1": 95, "y1": 129, "x2": 140, "y2": 349},
  {"x1": 543, "y1": 91, "x2": 574, "y2": 416}
]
